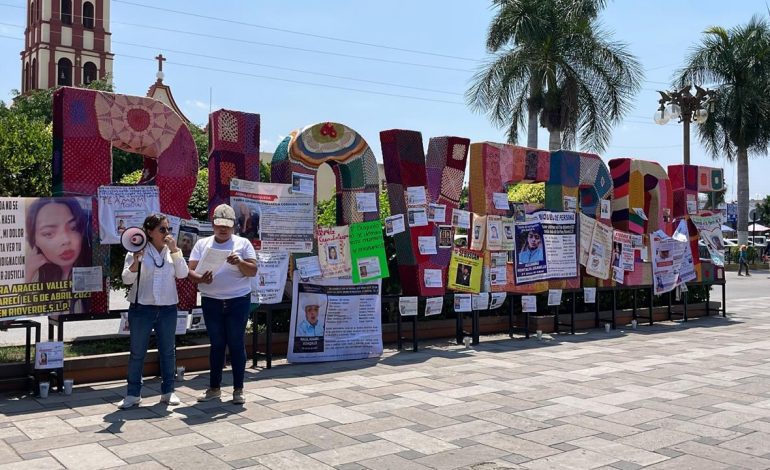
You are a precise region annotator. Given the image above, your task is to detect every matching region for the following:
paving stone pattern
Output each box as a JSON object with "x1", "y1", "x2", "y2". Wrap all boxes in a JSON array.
[{"x1": 2, "y1": 293, "x2": 770, "y2": 469}]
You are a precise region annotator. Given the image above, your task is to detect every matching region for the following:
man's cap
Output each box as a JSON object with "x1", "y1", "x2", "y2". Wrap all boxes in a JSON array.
[
  {"x1": 212, "y1": 204, "x2": 236, "y2": 227},
  {"x1": 305, "y1": 303, "x2": 320, "y2": 308}
]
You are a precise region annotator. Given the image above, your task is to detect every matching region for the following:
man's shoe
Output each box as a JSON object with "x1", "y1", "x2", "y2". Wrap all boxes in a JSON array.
[
  {"x1": 197, "y1": 388, "x2": 221, "y2": 402},
  {"x1": 232, "y1": 389, "x2": 245, "y2": 405},
  {"x1": 738, "y1": 273, "x2": 743, "y2": 276},
  {"x1": 160, "y1": 392, "x2": 181, "y2": 406},
  {"x1": 118, "y1": 395, "x2": 142, "y2": 409}
]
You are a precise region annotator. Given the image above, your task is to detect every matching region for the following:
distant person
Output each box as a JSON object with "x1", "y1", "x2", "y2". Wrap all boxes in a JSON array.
[{"x1": 738, "y1": 244, "x2": 750, "y2": 276}]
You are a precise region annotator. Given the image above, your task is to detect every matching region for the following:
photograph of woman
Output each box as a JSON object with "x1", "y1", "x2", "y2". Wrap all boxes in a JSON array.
[
  {"x1": 25, "y1": 198, "x2": 91, "y2": 283},
  {"x1": 118, "y1": 214, "x2": 189, "y2": 409}
]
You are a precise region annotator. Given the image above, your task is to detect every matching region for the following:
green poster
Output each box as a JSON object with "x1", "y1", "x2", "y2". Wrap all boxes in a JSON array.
[{"x1": 349, "y1": 220, "x2": 390, "y2": 284}]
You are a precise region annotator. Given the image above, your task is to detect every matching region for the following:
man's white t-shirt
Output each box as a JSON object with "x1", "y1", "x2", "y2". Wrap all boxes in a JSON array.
[{"x1": 189, "y1": 235, "x2": 257, "y2": 299}]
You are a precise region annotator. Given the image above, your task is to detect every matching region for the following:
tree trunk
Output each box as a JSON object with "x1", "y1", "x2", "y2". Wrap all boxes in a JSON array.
[
  {"x1": 736, "y1": 147, "x2": 749, "y2": 246},
  {"x1": 548, "y1": 130, "x2": 561, "y2": 151},
  {"x1": 527, "y1": 107, "x2": 538, "y2": 149}
]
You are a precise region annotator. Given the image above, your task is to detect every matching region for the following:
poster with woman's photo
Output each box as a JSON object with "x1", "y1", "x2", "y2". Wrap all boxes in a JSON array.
[
  {"x1": 317, "y1": 226, "x2": 352, "y2": 278},
  {"x1": 251, "y1": 251, "x2": 290, "y2": 304},
  {"x1": 288, "y1": 272, "x2": 382, "y2": 363},
  {"x1": 514, "y1": 211, "x2": 577, "y2": 285},
  {"x1": 0, "y1": 197, "x2": 96, "y2": 319}
]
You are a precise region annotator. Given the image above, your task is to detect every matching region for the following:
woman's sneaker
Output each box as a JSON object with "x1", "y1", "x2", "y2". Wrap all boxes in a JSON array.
[
  {"x1": 233, "y1": 389, "x2": 245, "y2": 405},
  {"x1": 118, "y1": 395, "x2": 142, "y2": 409},
  {"x1": 197, "y1": 388, "x2": 221, "y2": 402},
  {"x1": 160, "y1": 392, "x2": 181, "y2": 406}
]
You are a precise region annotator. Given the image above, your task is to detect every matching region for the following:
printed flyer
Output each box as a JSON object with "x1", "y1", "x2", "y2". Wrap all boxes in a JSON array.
[
  {"x1": 230, "y1": 178, "x2": 314, "y2": 252},
  {"x1": 579, "y1": 213, "x2": 596, "y2": 267},
  {"x1": 251, "y1": 251, "x2": 290, "y2": 304},
  {"x1": 349, "y1": 220, "x2": 389, "y2": 284},
  {"x1": 0, "y1": 197, "x2": 96, "y2": 319},
  {"x1": 673, "y1": 220, "x2": 697, "y2": 284},
  {"x1": 97, "y1": 186, "x2": 160, "y2": 244},
  {"x1": 317, "y1": 226, "x2": 352, "y2": 278},
  {"x1": 690, "y1": 214, "x2": 725, "y2": 266},
  {"x1": 470, "y1": 214, "x2": 486, "y2": 251},
  {"x1": 288, "y1": 273, "x2": 383, "y2": 363},
  {"x1": 514, "y1": 211, "x2": 577, "y2": 285},
  {"x1": 612, "y1": 230, "x2": 636, "y2": 272},
  {"x1": 585, "y1": 219, "x2": 613, "y2": 280},
  {"x1": 447, "y1": 248, "x2": 483, "y2": 293},
  {"x1": 651, "y1": 230, "x2": 685, "y2": 295}
]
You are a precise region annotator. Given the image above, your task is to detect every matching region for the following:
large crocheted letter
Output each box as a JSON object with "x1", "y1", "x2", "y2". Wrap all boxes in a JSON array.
[
  {"x1": 668, "y1": 164, "x2": 725, "y2": 282},
  {"x1": 380, "y1": 130, "x2": 470, "y2": 296},
  {"x1": 609, "y1": 158, "x2": 672, "y2": 236},
  {"x1": 52, "y1": 87, "x2": 199, "y2": 311},
  {"x1": 208, "y1": 109, "x2": 261, "y2": 215},
  {"x1": 271, "y1": 122, "x2": 379, "y2": 225}
]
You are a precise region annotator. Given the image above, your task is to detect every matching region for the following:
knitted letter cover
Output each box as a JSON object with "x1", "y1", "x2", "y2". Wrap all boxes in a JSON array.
[
  {"x1": 380, "y1": 130, "x2": 470, "y2": 296},
  {"x1": 271, "y1": 122, "x2": 380, "y2": 225},
  {"x1": 667, "y1": 164, "x2": 725, "y2": 282},
  {"x1": 52, "y1": 87, "x2": 199, "y2": 311},
  {"x1": 207, "y1": 109, "x2": 261, "y2": 217}
]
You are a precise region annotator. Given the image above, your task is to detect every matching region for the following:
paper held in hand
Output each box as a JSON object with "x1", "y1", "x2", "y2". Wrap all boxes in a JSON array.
[{"x1": 196, "y1": 247, "x2": 231, "y2": 275}]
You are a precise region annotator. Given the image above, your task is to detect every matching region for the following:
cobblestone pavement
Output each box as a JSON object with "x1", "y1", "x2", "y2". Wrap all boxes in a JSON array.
[{"x1": 2, "y1": 293, "x2": 770, "y2": 469}]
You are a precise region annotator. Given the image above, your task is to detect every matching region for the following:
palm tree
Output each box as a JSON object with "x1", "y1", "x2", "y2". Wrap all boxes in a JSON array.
[
  {"x1": 677, "y1": 16, "x2": 770, "y2": 245},
  {"x1": 466, "y1": 0, "x2": 642, "y2": 152}
]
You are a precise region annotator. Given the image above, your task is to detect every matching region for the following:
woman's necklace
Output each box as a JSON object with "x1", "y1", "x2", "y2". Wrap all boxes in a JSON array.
[{"x1": 146, "y1": 245, "x2": 165, "y2": 269}]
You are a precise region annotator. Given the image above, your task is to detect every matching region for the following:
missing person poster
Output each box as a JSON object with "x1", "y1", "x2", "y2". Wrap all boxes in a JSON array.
[
  {"x1": 486, "y1": 216, "x2": 503, "y2": 251},
  {"x1": 612, "y1": 230, "x2": 635, "y2": 272},
  {"x1": 230, "y1": 178, "x2": 314, "y2": 252},
  {"x1": 317, "y1": 226, "x2": 352, "y2": 278},
  {"x1": 288, "y1": 273, "x2": 383, "y2": 363},
  {"x1": 673, "y1": 220, "x2": 697, "y2": 284},
  {"x1": 514, "y1": 211, "x2": 577, "y2": 285},
  {"x1": 501, "y1": 217, "x2": 516, "y2": 251},
  {"x1": 251, "y1": 251, "x2": 290, "y2": 304},
  {"x1": 579, "y1": 213, "x2": 597, "y2": 267},
  {"x1": 690, "y1": 214, "x2": 725, "y2": 266},
  {"x1": 0, "y1": 197, "x2": 96, "y2": 319},
  {"x1": 447, "y1": 249, "x2": 483, "y2": 293},
  {"x1": 470, "y1": 215, "x2": 486, "y2": 251},
  {"x1": 349, "y1": 220, "x2": 389, "y2": 284},
  {"x1": 651, "y1": 230, "x2": 685, "y2": 295},
  {"x1": 34, "y1": 341, "x2": 64, "y2": 370},
  {"x1": 585, "y1": 219, "x2": 613, "y2": 280},
  {"x1": 176, "y1": 219, "x2": 199, "y2": 259},
  {"x1": 97, "y1": 186, "x2": 160, "y2": 245}
]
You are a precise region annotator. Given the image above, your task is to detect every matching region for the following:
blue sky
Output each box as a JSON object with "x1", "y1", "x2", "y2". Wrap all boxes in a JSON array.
[{"x1": 1, "y1": 0, "x2": 768, "y2": 200}]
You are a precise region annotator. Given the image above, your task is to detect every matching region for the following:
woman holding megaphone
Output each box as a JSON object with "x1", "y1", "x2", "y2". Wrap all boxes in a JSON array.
[{"x1": 118, "y1": 214, "x2": 188, "y2": 409}]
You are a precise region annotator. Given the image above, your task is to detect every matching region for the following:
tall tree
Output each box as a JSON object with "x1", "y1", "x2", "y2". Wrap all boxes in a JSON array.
[
  {"x1": 467, "y1": 0, "x2": 642, "y2": 152},
  {"x1": 677, "y1": 16, "x2": 770, "y2": 245}
]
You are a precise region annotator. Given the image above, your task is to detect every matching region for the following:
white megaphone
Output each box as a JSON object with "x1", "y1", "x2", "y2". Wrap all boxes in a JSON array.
[{"x1": 120, "y1": 227, "x2": 147, "y2": 253}]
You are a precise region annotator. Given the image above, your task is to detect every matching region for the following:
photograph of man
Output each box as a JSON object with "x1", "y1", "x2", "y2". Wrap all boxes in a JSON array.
[
  {"x1": 179, "y1": 233, "x2": 195, "y2": 258},
  {"x1": 473, "y1": 225, "x2": 481, "y2": 240},
  {"x1": 292, "y1": 175, "x2": 301, "y2": 191},
  {"x1": 427, "y1": 205, "x2": 435, "y2": 220},
  {"x1": 408, "y1": 210, "x2": 415, "y2": 225},
  {"x1": 359, "y1": 265, "x2": 368, "y2": 278},
  {"x1": 455, "y1": 264, "x2": 471, "y2": 286},
  {"x1": 518, "y1": 229, "x2": 544, "y2": 264},
  {"x1": 296, "y1": 299, "x2": 325, "y2": 337},
  {"x1": 439, "y1": 227, "x2": 452, "y2": 247},
  {"x1": 236, "y1": 203, "x2": 260, "y2": 239},
  {"x1": 385, "y1": 219, "x2": 393, "y2": 235},
  {"x1": 504, "y1": 225, "x2": 514, "y2": 240}
]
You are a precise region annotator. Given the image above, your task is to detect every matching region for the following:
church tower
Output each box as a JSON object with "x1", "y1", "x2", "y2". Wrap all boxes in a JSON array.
[{"x1": 21, "y1": 0, "x2": 114, "y2": 92}]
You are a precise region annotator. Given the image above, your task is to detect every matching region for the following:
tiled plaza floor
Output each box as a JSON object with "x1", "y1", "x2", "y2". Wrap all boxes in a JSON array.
[{"x1": 2, "y1": 289, "x2": 770, "y2": 468}]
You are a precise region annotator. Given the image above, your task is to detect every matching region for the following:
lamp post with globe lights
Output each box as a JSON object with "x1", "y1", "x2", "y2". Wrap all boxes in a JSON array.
[{"x1": 653, "y1": 85, "x2": 716, "y2": 165}]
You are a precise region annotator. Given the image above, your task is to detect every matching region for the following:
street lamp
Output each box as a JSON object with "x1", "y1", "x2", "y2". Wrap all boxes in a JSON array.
[{"x1": 653, "y1": 85, "x2": 716, "y2": 165}]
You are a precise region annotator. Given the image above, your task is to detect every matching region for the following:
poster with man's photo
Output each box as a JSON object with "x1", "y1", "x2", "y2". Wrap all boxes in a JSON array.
[
  {"x1": 288, "y1": 272, "x2": 383, "y2": 363},
  {"x1": 0, "y1": 197, "x2": 96, "y2": 319},
  {"x1": 447, "y1": 249, "x2": 483, "y2": 293},
  {"x1": 97, "y1": 186, "x2": 160, "y2": 244},
  {"x1": 230, "y1": 178, "x2": 314, "y2": 252},
  {"x1": 514, "y1": 211, "x2": 577, "y2": 285}
]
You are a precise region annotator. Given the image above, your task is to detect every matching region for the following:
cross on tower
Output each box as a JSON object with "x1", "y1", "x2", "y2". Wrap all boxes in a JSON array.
[{"x1": 155, "y1": 54, "x2": 166, "y2": 72}]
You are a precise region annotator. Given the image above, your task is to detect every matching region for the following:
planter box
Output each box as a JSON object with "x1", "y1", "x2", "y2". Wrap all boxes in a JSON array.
[{"x1": 0, "y1": 301, "x2": 722, "y2": 389}]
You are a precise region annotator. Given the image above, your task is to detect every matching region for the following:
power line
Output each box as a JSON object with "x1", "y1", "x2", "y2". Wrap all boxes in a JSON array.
[
  {"x1": 0, "y1": 22, "x2": 463, "y2": 96},
  {"x1": 113, "y1": 0, "x2": 479, "y2": 63}
]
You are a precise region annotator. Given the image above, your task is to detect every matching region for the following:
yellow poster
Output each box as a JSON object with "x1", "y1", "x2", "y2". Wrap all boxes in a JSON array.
[{"x1": 447, "y1": 248, "x2": 483, "y2": 294}]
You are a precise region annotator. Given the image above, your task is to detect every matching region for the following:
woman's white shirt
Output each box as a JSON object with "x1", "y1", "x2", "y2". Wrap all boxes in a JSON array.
[
  {"x1": 189, "y1": 235, "x2": 256, "y2": 299},
  {"x1": 122, "y1": 245, "x2": 189, "y2": 306}
]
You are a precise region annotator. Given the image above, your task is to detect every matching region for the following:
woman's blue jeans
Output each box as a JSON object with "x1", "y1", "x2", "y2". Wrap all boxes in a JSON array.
[
  {"x1": 126, "y1": 304, "x2": 177, "y2": 396},
  {"x1": 202, "y1": 294, "x2": 250, "y2": 389}
]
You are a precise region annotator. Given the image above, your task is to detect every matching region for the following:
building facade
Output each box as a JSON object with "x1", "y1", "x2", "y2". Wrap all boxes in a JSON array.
[{"x1": 21, "y1": 0, "x2": 114, "y2": 92}]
